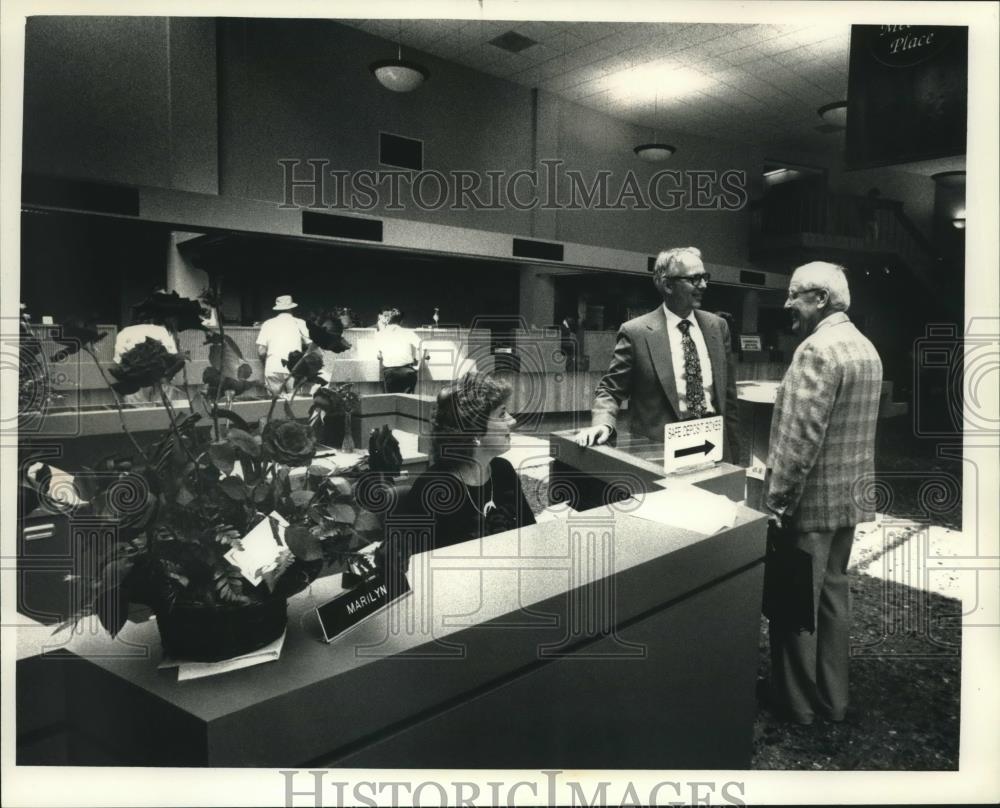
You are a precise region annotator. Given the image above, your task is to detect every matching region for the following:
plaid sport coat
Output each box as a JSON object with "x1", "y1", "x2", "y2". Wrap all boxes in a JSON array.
[{"x1": 765, "y1": 312, "x2": 883, "y2": 532}]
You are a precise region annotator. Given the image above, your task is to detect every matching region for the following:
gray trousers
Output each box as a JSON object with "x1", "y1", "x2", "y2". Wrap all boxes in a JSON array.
[{"x1": 769, "y1": 525, "x2": 855, "y2": 723}]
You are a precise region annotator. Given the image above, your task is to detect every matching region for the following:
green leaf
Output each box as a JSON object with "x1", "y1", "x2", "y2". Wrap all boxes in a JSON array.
[
  {"x1": 252, "y1": 483, "x2": 271, "y2": 504},
  {"x1": 175, "y1": 485, "x2": 196, "y2": 507},
  {"x1": 275, "y1": 466, "x2": 291, "y2": 495},
  {"x1": 74, "y1": 469, "x2": 100, "y2": 501},
  {"x1": 284, "y1": 524, "x2": 324, "y2": 561},
  {"x1": 100, "y1": 556, "x2": 134, "y2": 591},
  {"x1": 166, "y1": 570, "x2": 191, "y2": 588},
  {"x1": 214, "y1": 569, "x2": 251, "y2": 605},
  {"x1": 214, "y1": 527, "x2": 242, "y2": 546},
  {"x1": 260, "y1": 551, "x2": 296, "y2": 593},
  {"x1": 289, "y1": 490, "x2": 315, "y2": 508},
  {"x1": 208, "y1": 333, "x2": 248, "y2": 378},
  {"x1": 353, "y1": 509, "x2": 383, "y2": 535},
  {"x1": 95, "y1": 584, "x2": 129, "y2": 637},
  {"x1": 326, "y1": 502, "x2": 356, "y2": 524},
  {"x1": 227, "y1": 428, "x2": 261, "y2": 458},
  {"x1": 326, "y1": 476, "x2": 353, "y2": 496},
  {"x1": 208, "y1": 441, "x2": 236, "y2": 475},
  {"x1": 219, "y1": 476, "x2": 248, "y2": 501}
]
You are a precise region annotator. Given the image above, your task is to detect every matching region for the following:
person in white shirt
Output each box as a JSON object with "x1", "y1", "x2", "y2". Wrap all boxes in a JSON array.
[
  {"x1": 113, "y1": 315, "x2": 180, "y2": 405},
  {"x1": 375, "y1": 308, "x2": 423, "y2": 394},
  {"x1": 256, "y1": 295, "x2": 311, "y2": 396}
]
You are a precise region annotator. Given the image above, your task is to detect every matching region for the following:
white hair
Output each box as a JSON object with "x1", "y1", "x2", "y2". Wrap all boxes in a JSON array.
[
  {"x1": 653, "y1": 247, "x2": 702, "y2": 284},
  {"x1": 793, "y1": 261, "x2": 851, "y2": 312}
]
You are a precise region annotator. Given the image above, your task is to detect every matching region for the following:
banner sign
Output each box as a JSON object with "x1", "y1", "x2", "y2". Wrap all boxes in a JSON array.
[{"x1": 847, "y1": 25, "x2": 968, "y2": 169}]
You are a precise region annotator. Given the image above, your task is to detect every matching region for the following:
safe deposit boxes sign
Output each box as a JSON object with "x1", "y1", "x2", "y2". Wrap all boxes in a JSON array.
[{"x1": 663, "y1": 415, "x2": 724, "y2": 473}]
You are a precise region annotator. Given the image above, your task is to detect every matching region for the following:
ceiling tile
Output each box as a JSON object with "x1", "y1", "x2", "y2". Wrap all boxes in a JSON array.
[{"x1": 347, "y1": 18, "x2": 852, "y2": 158}]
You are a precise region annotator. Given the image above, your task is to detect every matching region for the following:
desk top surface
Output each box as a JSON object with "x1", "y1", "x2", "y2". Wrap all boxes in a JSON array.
[{"x1": 22, "y1": 502, "x2": 764, "y2": 725}]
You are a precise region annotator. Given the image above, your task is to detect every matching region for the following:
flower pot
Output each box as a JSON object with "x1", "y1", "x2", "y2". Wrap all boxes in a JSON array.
[{"x1": 155, "y1": 598, "x2": 288, "y2": 662}]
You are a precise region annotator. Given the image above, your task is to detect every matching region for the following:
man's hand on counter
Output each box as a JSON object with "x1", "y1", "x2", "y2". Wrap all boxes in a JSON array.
[{"x1": 576, "y1": 424, "x2": 612, "y2": 447}]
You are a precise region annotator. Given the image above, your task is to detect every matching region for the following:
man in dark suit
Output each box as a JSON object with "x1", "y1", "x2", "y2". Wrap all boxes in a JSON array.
[{"x1": 577, "y1": 246, "x2": 741, "y2": 464}]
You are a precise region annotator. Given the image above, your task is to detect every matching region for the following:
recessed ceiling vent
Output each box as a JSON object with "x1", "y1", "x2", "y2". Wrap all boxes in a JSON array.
[{"x1": 488, "y1": 31, "x2": 538, "y2": 53}]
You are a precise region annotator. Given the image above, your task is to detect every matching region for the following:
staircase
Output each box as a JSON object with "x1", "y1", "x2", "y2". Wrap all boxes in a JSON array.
[{"x1": 749, "y1": 192, "x2": 938, "y2": 290}]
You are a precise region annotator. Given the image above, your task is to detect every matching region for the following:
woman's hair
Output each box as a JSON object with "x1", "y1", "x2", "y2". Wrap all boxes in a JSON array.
[{"x1": 431, "y1": 371, "x2": 512, "y2": 465}]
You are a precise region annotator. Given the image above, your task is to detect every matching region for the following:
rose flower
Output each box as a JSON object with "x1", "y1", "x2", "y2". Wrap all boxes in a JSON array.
[
  {"x1": 109, "y1": 337, "x2": 186, "y2": 395},
  {"x1": 262, "y1": 419, "x2": 317, "y2": 466}
]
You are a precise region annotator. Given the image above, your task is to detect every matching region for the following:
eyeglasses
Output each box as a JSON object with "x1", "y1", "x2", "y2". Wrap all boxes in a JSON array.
[
  {"x1": 786, "y1": 286, "x2": 826, "y2": 301},
  {"x1": 670, "y1": 273, "x2": 711, "y2": 286}
]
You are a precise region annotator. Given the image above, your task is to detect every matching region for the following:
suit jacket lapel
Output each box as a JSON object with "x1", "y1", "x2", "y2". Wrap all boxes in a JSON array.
[
  {"x1": 694, "y1": 310, "x2": 726, "y2": 412},
  {"x1": 645, "y1": 309, "x2": 681, "y2": 418}
]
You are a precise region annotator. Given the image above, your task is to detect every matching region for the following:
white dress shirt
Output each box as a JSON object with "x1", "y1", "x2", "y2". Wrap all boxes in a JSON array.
[
  {"x1": 662, "y1": 304, "x2": 716, "y2": 416},
  {"x1": 113, "y1": 323, "x2": 178, "y2": 362},
  {"x1": 256, "y1": 313, "x2": 310, "y2": 375},
  {"x1": 376, "y1": 324, "x2": 420, "y2": 368}
]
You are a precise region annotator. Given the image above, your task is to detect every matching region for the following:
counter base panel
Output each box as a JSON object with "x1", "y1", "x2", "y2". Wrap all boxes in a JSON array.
[{"x1": 332, "y1": 562, "x2": 763, "y2": 769}]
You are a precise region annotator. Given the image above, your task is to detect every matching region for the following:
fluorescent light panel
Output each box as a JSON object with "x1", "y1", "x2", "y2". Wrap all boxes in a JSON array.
[{"x1": 601, "y1": 62, "x2": 716, "y2": 104}]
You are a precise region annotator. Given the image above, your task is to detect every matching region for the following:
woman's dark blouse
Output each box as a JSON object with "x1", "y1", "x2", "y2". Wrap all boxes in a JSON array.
[{"x1": 384, "y1": 456, "x2": 536, "y2": 575}]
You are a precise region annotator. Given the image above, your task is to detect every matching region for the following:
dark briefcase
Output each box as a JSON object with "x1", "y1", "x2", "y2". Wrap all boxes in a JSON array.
[{"x1": 762, "y1": 521, "x2": 816, "y2": 633}]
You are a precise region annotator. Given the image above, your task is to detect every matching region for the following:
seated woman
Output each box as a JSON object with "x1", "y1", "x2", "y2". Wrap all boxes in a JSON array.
[{"x1": 383, "y1": 371, "x2": 536, "y2": 577}]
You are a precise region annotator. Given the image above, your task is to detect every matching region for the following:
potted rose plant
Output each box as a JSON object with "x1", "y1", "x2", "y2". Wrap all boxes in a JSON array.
[{"x1": 28, "y1": 292, "x2": 400, "y2": 662}]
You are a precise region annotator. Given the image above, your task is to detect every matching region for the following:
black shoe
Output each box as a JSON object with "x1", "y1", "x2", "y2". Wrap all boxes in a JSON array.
[{"x1": 757, "y1": 679, "x2": 814, "y2": 725}]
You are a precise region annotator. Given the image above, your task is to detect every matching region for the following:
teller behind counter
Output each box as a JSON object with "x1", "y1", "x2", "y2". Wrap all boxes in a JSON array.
[{"x1": 382, "y1": 371, "x2": 536, "y2": 579}]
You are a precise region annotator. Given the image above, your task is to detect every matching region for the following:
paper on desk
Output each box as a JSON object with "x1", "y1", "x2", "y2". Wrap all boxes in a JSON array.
[
  {"x1": 625, "y1": 485, "x2": 737, "y2": 535},
  {"x1": 159, "y1": 630, "x2": 286, "y2": 681},
  {"x1": 224, "y1": 511, "x2": 288, "y2": 586}
]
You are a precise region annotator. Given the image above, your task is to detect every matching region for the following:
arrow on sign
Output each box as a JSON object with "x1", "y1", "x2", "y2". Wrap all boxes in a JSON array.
[{"x1": 674, "y1": 440, "x2": 715, "y2": 459}]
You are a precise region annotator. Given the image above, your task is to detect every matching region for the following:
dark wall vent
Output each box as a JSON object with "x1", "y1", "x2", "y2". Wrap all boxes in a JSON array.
[
  {"x1": 488, "y1": 31, "x2": 538, "y2": 53},
  {"x1": 647, "y1": 256, "x2": 657, "y2": 272},
  {"x1": 740, "y1": 269, "x2": 768, "y2": 286},
  {"x1": 22, "y1": 175, "x2": 139, "y2": 216},
  {"x1": 302, "y1": 211, "x2": 383, "y2": 242},
  {"x1": 379, "y1": 132, "x2": 423, "y2": 171},
  {"x1": 513, "y1": 238, "x2": 563, "y2": 262}
]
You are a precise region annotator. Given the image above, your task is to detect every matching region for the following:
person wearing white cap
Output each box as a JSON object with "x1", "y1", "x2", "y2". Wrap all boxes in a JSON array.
[{"x1": 256, "y1": 295, "x2": 311, "y2": 396}]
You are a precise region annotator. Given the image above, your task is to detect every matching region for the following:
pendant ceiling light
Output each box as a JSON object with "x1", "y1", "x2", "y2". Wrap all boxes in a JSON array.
[
  {"x1": 817, "y1": 101, "x2": 848, "y2": 129},
  {"x1": 634, "y1": 143, "x2": 676, "y2": 162},
  {"x1": 370, "y1": 27, "x2": 429, "y2": 93},
  {"x1": 634, "y1": 87, "x2": 676, "y2": 162}
]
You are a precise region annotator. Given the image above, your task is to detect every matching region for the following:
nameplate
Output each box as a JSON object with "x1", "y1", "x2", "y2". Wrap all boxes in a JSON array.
[
  {"x1": 663, "y1": 415, "x2": 724, "y2": 474},
  {"x1": 315, "y1": 570, "x2": 410, "y2": 643}
]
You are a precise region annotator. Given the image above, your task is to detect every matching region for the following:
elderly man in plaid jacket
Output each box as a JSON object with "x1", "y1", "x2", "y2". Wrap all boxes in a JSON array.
[{"x1": 765, "y1": 261, "x2": 883, "y2": 725}]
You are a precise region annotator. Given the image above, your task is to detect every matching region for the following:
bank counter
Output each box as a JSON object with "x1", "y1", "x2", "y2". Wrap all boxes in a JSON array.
[
  {"x1": 17, "y1": 435, "x2": 766, "y2": 770},
  {"x1": 31, "y1": 324, "x2": 610, "y2": 410}
]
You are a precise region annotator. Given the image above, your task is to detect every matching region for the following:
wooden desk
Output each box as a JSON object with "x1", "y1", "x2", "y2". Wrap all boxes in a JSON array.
[{"x1": 17, "y1": 499, "x2": 766, "y2": 769}]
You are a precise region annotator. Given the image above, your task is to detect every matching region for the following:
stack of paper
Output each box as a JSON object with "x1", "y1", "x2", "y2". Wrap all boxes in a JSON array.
[
  {"x1": 158, "y1": 630, "x2": 286, "y2": 681},
  {"x1": 624, "y1": 484, "x2": 737, "y2": 535}
]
